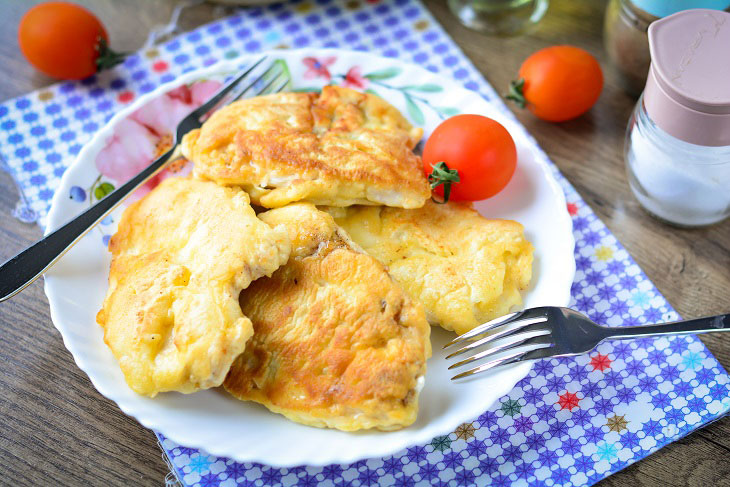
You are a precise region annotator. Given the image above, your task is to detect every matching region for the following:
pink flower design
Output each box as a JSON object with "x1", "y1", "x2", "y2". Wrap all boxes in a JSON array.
[
  {"x1": 129, "y1": 92, "x2": 192, "y2": 137},
  {"x1": 130, "y1": 80, "x2": 222, "y2": 137},
  {"x1": 95, "y1": 117, "x2": 159, "y2": 200},
  {"x1": 342, "y1": 66, "x2": 369, "y2": 90},
  {"x1": 167, "y1": 80, "x2": 222, "y2": 106},
  {"x1": 302, "y1": 56, "x2": 336, "y2": 80},
  {"x1": 95, "y1": 80, "x2": 222, "y2": 201}
]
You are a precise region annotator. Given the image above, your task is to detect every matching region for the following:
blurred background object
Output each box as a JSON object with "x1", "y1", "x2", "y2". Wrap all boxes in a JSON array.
[
  {"x1": 603, "y1": 0, "x2": 730, "y2": 96},
  {"x1": 447, "y1": 0, "x2": 548, "y2": 35}
]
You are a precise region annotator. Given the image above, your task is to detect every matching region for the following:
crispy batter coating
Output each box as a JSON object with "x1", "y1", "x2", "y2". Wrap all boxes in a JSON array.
[
  {"x1": 96, "y1": 178, "x2": 290, "y2": 397},
  {"x1": 181, "y1": 86, "x2": 430, "y2": 209},
  {"x1": 325, "y1": 201, "x2": 533, "y2": 336},
  {"x1": 224, "y1": 203, "x2": 431, "y2": 431}
]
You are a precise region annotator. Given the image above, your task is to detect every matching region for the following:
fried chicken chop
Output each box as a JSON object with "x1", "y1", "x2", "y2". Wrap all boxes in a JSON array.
[
  {"x1": 181, "y1": 86, "x2": 430, "y2": 209},
  {"x1": 97, "y1": 177, "x2": 290, "y2": 396},
  {"x1": 224, "y1": 203, "x2": 431, "y2": 431},
  {"x1": 325, "y1": 201, "x2": 533, "y2": 335}
]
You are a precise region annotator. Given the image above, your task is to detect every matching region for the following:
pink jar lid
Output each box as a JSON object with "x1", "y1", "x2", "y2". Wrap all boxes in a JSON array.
[{"x1": 644, "y1": 9, "x2": 730, "y2": 146}]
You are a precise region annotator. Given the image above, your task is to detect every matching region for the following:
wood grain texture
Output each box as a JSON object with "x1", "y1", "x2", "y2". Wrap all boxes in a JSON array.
[{"x1": 0, "y1": 0, "x2": 728, "y2": 485}]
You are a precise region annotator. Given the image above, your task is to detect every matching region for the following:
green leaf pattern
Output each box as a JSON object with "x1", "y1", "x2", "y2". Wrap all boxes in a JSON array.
[
  {"x1": 401, "y1": 83, "x2": 443, "y2": 93},
  {"x1": 363, "y1": 67, "x2": 402, "y2": 80},
  {"x1": 93, "y1": 182, "x2": 115, "y2": 201},
  {"x1": 404, "y1": 94, "x2": 425, "y2": 126},
  {"x1": 291, "y1": 87, "x2": 323, "y2": 93},
  {"x1": 437, "y1": 107, "x2": 461, "y2": 116}
]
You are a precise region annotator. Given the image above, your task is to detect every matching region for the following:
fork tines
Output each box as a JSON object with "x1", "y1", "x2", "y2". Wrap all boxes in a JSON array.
[
  {"x1": 192, "y1": 57, "x2": 292, "y2": 125},
  {"x1": 444, "y1": 308, "x2": 554, "y2": 380},
  {"x1": 231, "y1": 60, "x2": 291, "y2": 102}
]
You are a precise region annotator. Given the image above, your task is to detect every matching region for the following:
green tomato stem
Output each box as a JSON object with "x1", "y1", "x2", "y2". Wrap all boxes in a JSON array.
[
  {"x1": 95, "y1": 37, "x2": 127, "y2": 72},
  {"x1": 428, "y1": 161, "x2": 460, "y2": 204},
  {"x1": 505, "y1": 78, "x2": 527, "y2": 109}
]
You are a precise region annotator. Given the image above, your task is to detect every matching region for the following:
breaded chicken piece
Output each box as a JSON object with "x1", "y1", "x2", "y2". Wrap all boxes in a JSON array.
[
  {"x1": 224, "y1": 203, "x2": 431, "y2": 431},
  {"x1": 96, "y1": 178, "x2": 290, "y2": 397},
  {"x1": 181, "y1": 86, "x2": 430, "y2": 209},
  {"x1": 325, "y1": 201, "x2": 533, "y2": 336}
]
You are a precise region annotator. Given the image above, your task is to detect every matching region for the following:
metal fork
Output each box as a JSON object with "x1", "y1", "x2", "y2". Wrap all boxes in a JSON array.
[
  {"x1": 0, "y1": 57, "x2": 291, "y2": 302},
  {"x1": 445, "y1": 307, "x2": 730, "y2": 380}
]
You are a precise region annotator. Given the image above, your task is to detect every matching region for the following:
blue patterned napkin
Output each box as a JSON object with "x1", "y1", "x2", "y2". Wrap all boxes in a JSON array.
[{"x1": 1, "y1": 1, "x2": 728, "y2": 486}]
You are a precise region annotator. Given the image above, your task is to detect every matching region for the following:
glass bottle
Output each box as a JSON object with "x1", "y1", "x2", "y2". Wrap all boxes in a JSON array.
[
  {"x1": 447, "y1": 0, "x2": 549, "y2": 36},
  {"x1": 624, "y1": 10, "x2": 730, "y2": 227}
]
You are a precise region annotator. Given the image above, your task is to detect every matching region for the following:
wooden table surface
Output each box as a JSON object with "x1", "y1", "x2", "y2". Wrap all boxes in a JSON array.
[{"x1": 0, "y1": 0, "x2": 728, "y2": 485}]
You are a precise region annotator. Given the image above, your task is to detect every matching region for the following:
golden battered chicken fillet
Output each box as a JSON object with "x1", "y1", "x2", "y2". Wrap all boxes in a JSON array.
[
  {"x1": 181, "y1": 86, "x2": 430, "y2": 209},
  {"x1": 325, "y1": 201, "x2": 533, "y2": 336},
  {"x1": 96, "y1": 178, "x2": 290, "y2": 397},
  {"x1": 224, "y1": 203, "x2": 431, "y2": 431}
]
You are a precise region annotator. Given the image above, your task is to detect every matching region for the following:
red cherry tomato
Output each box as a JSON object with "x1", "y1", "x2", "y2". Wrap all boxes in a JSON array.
[
  {"x1": 18, "y1": 2, "x2": 122, "y2": 80},
  {"x1": 507, "y1": 45, "x2": 603, "y2": 122},
  {"x1": 423, "y1": 115, "x2": 517, "y2": 202}
]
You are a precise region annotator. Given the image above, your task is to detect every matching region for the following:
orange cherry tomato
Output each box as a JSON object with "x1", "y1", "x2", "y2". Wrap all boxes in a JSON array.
[
  {"x1": 507, "y1": 46, "x2": 603, "y2": 122},
  {"x1": 18, "y1": 2, "x2": 121, "y2": 80},
  {"x1": 423, "y1": 114, "x2": 517, "y2": 202}
]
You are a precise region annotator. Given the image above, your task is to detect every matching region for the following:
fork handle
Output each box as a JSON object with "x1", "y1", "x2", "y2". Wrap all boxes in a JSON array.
[
  {"x1": 603, "y1": 314, "x2": 730, "y2": 339},
  {"x1": 0, "y1": 147, "x2": 175, "y2": 302}
]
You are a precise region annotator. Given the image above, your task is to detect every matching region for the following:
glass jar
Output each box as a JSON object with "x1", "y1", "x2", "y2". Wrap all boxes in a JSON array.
[
  {"x1": 625, "y1": 97, "x2": 730, "y2": 227},
  {"x1": 603, "y1": 0, "x2": 656, "y2": 97},
  {"x1": 624, "y1": 9, "x2": 730, "y2": 227},
  {"x1": 447, "y1": 0, "x2": 548, "y2": 36}
]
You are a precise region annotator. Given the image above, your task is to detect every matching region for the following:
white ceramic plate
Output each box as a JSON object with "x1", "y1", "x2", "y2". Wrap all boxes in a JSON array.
[{"x1": 45, "y1": 48, "x2": 575, "y2": 467}]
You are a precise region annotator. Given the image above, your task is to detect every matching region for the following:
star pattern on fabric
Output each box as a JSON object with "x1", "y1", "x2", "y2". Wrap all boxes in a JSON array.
[
  {"x1": 590, "y1": 353, "x2": 612, "y2": 372},
  {"x1": 466, "y1": 439, "x2": 487, "y2": 458},
  {"x1": 453, "y1": 422, "x2": 476, "y2": 440},
  {"x1": 500, "y1": 399, "x2": 522, "y2": 417},
  {"x1": 557, "y1": 391, "x2": 581, "y2": 411},
  {"x1": 430, "y1": 435, "x2": 452, "y2": 453},
  {"x1": 595, "y1": 441, "x2": 619, "y2": 461},
  {"x1": 630, "y1": 290, "x2": 650, "y2": 307},
  {"x1": 187, "y1": 455, "x2": 212, "y2": 475},
  {"x1": 513, "y1": 415, "x2": 533, "y2": 433},
  {"x1": 418, "y1": 462, "x2": 440, "y2": 482},
  {"x1": 595, "y1": 246, "x2": 614, "y2": 261},
  {"x1": 681, "y1": 351, "x2": 703, "y2": 370},
  {"x1": 358, "y1": 468, "x2": 378, "y2": 486},
  {"x1": 606, "y1": 414, "x2": 628, "y2": 433},
  {"x1": 478, "y1": 410, "x2": 499, "y2": 429},
  {"x1": 406, "y1": 446, "x2": 428, "y2": 464},
  {"x1": 198, "y1": 473, "x2": 219, "y2": 487}
]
